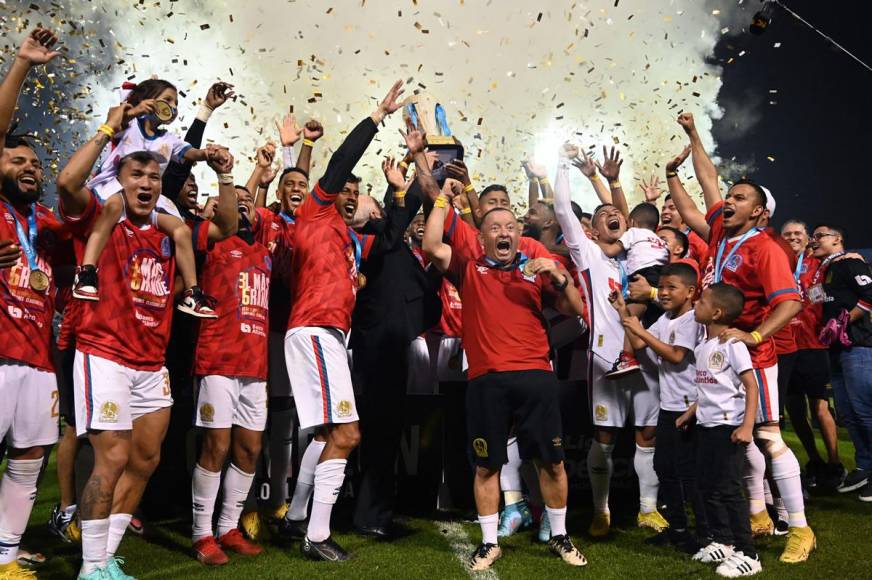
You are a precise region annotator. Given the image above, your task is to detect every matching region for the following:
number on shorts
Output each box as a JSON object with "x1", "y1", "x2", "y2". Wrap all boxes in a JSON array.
[
  {"x1": 162, "y1": 371, "x2": 170, "y2": 397},
  {"x1": 50, "y1": 390, "x2": 59, "y2": 418}
]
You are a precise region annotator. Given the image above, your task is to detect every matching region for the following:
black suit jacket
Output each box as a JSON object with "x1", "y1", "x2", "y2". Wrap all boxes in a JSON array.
[{"x1": 350, "y1": 186, "x2": 442, "y2": 349}]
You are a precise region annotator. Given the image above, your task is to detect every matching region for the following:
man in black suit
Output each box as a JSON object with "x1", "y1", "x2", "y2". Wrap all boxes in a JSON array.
[{"x1": 350, "y1": 162, "x2": 442, "y2": 538}]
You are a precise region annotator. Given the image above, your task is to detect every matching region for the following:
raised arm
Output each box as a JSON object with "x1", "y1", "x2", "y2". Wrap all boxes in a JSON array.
[
  {"x1": 526, "y1": 161, "x2": 553, "y2": 203},
  {"x1": 523, "y1": 161, "x2": 540, "y2": 208},
  {"x1": 677, "y1": 112, "x2": 721, "y2": 211},
  {"x1": 664, "y1": 145, "x2": 710, "y2": 239},
  {"x1": 596, "y1": 145, "x2": 629, "y2": 218},
  {"x1": 570, "y1": 145, "x2": 612, "y2": 206},
  {"x1": 297, "y1": 119, "x2": 323, "y2": 176},
  {"x1": 204, "y1": 149, "x2": 239, "y2": 241},
  {"x1": 0, "y1": 29, "x2": 60, "y2": 158},
  {"x1": 413, "y1": 125, "x2": 452, "y2": 271},
  {"x1": 248, "y1": 143, "x2": 277, "y2": 206},
  {"x1": 553, "y1": 150, "x2": 595, "y2": 259}
]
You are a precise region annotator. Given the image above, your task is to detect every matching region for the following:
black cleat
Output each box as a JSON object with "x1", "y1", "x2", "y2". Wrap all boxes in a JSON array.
[
  {"x1": 301, "y1": 535, "x2": 351, "y2": 561},
  {"x1": 277, "y1": 517, "x2": 308, "y2": 541}
]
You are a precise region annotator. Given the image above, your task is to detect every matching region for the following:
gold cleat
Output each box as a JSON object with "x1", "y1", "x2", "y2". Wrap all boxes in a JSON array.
[
  {"x1": 637, "y1": 510, "x2": 669, "y2": 533},
  {"x1": 749, "y1": 510, "x2": 774, "y2": 537},
  {"x1": 240, "y1": 510, "x2": 264, "y2": 542},
  {"x1": 779, "y1": 526, "x2": 816, "y2": 563},
  {"x1": 0, "y1": 561, "x2": 37, "y2": 579},
  {"x1": 264, "y1": 503, "x2": 289, "y2": 537},
  {"x1": 588, "y1": 512, "x2": 611, "y2": 538},
  {"x1": 68, "y1": 516, "x2": 82, "y2": 544}
]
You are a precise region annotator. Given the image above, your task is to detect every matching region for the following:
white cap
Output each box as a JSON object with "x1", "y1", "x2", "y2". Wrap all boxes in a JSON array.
[{"x1": 761, "y1": 185, "x2": 775, "y2": 218}]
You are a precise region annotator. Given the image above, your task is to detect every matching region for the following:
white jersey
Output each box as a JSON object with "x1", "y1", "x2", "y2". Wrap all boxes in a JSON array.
[
  {"x1": 619, "y1": 227, "x2": 669, "y2": 274},
  {"x1": 87, "y1": 118, "x2": 191, "y2": 201},
  {"x1": 694, "y1": 337, "x2": 753, "y2": 427},
  {"x1": 553, "y1": 160, "x2": 625, "y2": 361},
  {"x1": 647, "y1": 309, "x2": 704, "y2": 412}
]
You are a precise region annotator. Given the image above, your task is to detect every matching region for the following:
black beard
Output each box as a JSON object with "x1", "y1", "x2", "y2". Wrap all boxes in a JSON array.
[
  {"x1": 1, "y1": 175, "x2": 41, "y2": 205},
  {"x1": 522, "y1": 222, "x2": 542, "y2": 240}
]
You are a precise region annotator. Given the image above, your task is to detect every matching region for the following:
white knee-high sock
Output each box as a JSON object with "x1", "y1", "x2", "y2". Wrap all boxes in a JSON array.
[
  {"x1": 268, "y1": 407, "x2": 294, "y2": 508},
  {"x1": 192, "y1": 464, "x2": 221, "y2": 541},
  {"x1": 217, "y1": 464, "x2": 255, "y2": 537},
  {"x1": 587, "y1": 441, "x2": 614, "y2": 514},
  {"x1": 106, "y1": 513, "x2": 132, "y2": 557},
  {"x1": 500, "y1": 437, "x2": 523, "y2": 505},
  {"x1": 744, "y1": 442, "x2": 767, "y2": 515},
  {"x1": 0, "y1": 458, "x2": 42, "y2": 565},
  {"x1": 80, "y1": 519, "x2": 110, "y2": 574},
  {"x1": 546, "y1": 506, "x2": 567, "y2": 537},
  {"x1": 771, "y1": 450, "x2": 807, "y2": 527},
  {"x1": 478, "y1": 513, "x2": 499, "y2": 545},
  {"x1": 287, "y1": 439, "x2": 326, "y2": 521},
  {"x1": 634, "y1": 445, "x2": 659, "y2": 514},
  {"x1": 307, "y1": 459, "x2": 346, "y2": 542}
]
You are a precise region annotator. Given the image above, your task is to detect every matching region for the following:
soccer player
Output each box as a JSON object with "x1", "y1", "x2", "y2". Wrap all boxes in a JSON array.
[
  {"x1": 781, "y1": 219, "x2": 844, "y2": 490},
  {"x1": 55, "y1": 102, "x2": 238, "y2": 580},
  {"x1": 668, "y1": 112, "x2": 812, "y2": 563},
  {"x1": 420, "y1": 133, "x2": 587, "y2": 571},
  {"x1": 277, "y1": 81, "x2": 409, "y2": 561},
  {"x1": 0, "y1": 27, "x2": 64, "y2": 579},
  {"x1": 810, "y1": 223, "x2": 872, "y2": 501},
  {"x1": 553, "y1": 149, "x2": 666, "y2": 537}
]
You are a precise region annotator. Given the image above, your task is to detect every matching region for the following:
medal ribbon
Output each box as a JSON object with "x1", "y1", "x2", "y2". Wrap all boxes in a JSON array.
[
  {"x1": 812, "y1": 251, "x2": 845, "y2": 286},
  {"x1": 2, "y1": 200, "x2": 39, "y2": 274},
  {"x1": 794, "y1": 253, "x2": 805, "y2": 284},
  {"x1": 714, "y1": 228, "x2": 760, "y2": 283}
]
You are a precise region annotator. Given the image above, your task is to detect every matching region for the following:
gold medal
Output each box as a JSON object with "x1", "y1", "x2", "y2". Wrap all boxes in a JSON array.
[
  {"x1": 29, "y1": 269, "x2": 49, "y2": 293},
  {"x1": 154, "y1": 99, "x2": 175, "y2": 123},
  {"x1": 357, "y1": 272, "x2": 367, "y2": 289},
  {"x1": 522, "y1": 261, "x2": 536, "y2": 277}
]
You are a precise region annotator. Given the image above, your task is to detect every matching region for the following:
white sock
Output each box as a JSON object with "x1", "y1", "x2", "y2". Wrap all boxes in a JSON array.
[
  {"x1": 217, "y1": 464, "x2": 255, "y2": 538},
  {"x1": 307, "y1": 459, "x2": 346, "y2": 542},
  {"x1": 774, "y1": 496, "x2": 789, "y2": 522},
  {"x1": 501, "y1": 437, "x2": 523, "y2": 506},
  {"x1": 80, "y1": 518, "x2": 110, "y2": 574},
  {"x1": 191, "y1": 464, "x2": 221, "y2": 542},
  {"x1": 634, "y1": 445, "x2": 659, "y2": 514},
  {"x1": 770, "y1": 450, "x2": 807, "y2": 527},
  {"x1": 587, "y1": 441, "x2": 614, "y2": 514},
  {"x1": 478, "y1": 513, "x2": 499, "y2": 545},
  {"x1": 545, "y1": 506, "x2": 567, "y2": 537},
  {"x1": 0, "y1": 458, "x2": 42, "y2": 565},
  {"x1": 268, "y1": 407, "x2": 294, "y2": 508},
  {"x1": 106, "y1": 513, "x2": 132, "y2": 558},
  {"x1": 287, "y1": 439, "x2": 325, "y2": 521},
  {"x1": 744, "y1": 442, "x2": 767, "y2": 515}
]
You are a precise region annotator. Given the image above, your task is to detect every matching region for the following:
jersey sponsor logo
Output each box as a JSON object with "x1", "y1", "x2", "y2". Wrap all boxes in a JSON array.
[
  {"x1": 336, "y1": 399, "x2": 353, "y2": 418},
  {"x1": 237, "y1": 267, "x2": 270, "y2": 327},
  {"x1": 230, "y1": 250, "x2": 244, "y2": 259},
  {"x1": 99, "y1": 401, "x2": 119, "y2": 423},
  {"x1": 472, "y1": 437, "x2": 489, "y2": 458},
  {"x1": 127, "y1": 249, "x2": 171, "y2": 312},
  {"x1": 855, "y1": 274, "x2": 872, "y2": 286},
  {"x1": 199, "y1": 403, "x2": 215, "y2": 423},
  {"x1": 594, "y1": 404, "x2": 608, "y2": 422},
  {"x1": 708, "y1": 350, "x2": 725, "y2": 371}
]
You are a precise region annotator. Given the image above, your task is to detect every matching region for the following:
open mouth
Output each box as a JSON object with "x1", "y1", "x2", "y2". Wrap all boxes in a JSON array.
[
  {"x1": 237, "y1": 204, "x2": 249, "y2": 216},
  {"x1": 290, "y1": 194, "x2": 303, "y2": 204},
  {"x1": 607, "y1": 217, "x2": 621, "y2": 231},
  {"x1": 496, "y1": 239, "x2": 511, "y2": 252},
  {"x1": 344, "y1": 202, "x2": 356, "y2": 215},
  {"x1": 723, "y1": 206, "x2": 736, "y2": 219},
  {"x1": 661, "y1": 215, "x2": 672, "y2": 224},
  {"x1": 137, "y1": 192, "x2": 153, "y2": 204},
  {"x1": 18, "y1": 175, "x2": 38, "y2": 189}
]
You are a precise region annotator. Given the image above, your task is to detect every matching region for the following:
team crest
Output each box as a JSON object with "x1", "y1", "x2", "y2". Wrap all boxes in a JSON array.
[
  {"x1": 708, "y1": 350, "x2": 726, "y2": 371},
  {"x1": 595, "y1": 404, "x2": 608, "y2": 422},
  {"x1": 336, "y1": 400, "x2": 353, "y2": 418},
  {"x1": 552, "y1": 436, "x2": 563, "y2": 448},
  {"x1": 199, "y1": 403, "x2": 215, "y2": 422},
  {"x1": 476, "y1": 265, "x2": 489, "y2": 275},
  {"x1": 99, "y1": 401, "x2": 119, "y2": 423},
  {"x1": 160, "y1": 237, "x2": 172, "y2": 258},
  {"x1": 725, "y1": 254, "x2": 743, "y2": 272},
  {"x1": 472, "y1": 438, "x2": 489, "y2": 458},
  {"x1": 669, "y1": 331, "x2": 676, "y2": 345}
]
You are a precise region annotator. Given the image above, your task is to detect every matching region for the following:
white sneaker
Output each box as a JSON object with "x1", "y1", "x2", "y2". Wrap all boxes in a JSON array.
[
  {"x1": 716, "y1": 551, "x2": 762, "y2": 577},
  {"x1": 692, "y1": 542, "x2": 735, "y2": 563}
]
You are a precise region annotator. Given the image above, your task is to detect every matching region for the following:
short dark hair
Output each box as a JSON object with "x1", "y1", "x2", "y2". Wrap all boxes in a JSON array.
[
  {"x1": 629, "y1": 202, "x2": 659, "y2": 230},
  {"x1": 812, "y1": 223, "x2": 847, "y2": 245},
  {"x1": 125, "y1": 79, "x2": 177, "y2": 106},
  {"x1": 663, "y1": 194, "x2": 673, "y2": 203},
  {"x1": 345, "y1": 173, "x2": 362, "y2": 184},
  {"x1": 581, "y1": 212, "x2": 592, "y2": 221},
  {"x1": 480, "y1": 206, "x2": 516, "y2": 226},
  {"x1": 708, "y1": 282, "x2": 746, "y2": 324},
  {"x1": 279, "y1": 166, "x2": 309, "y2": 182},
  {"x1": 117, "y1": 151, "x2": 160, "y2": 173},
  {"x1": 479, "y1": 184, "x2": 508, "y2": 201},
  {"x1": 658, "y1": 225, "x2": 688, "y2": 258},
  {"x1": 730, "y1": 178, "x2": 767, "y2": 208},
  {"x1": 570, "y1": 201, "x2": 584, "y2": 221},
  {"x1": 4, "y1": 133, "x2": 34, "y2": 151},
  {"x1": 234, "y1": 185, "x2": 250, "y2": 194},
  {"x1": 660, "y1": 262, "x2": 698, "y2": 289}
]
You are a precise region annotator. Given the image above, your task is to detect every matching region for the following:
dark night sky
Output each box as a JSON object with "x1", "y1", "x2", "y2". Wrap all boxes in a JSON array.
[{"x1": 711, "y1": 0, "x2": 872, "y2": 247}]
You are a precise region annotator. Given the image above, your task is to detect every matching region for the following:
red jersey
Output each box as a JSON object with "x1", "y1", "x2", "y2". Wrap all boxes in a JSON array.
[
  {"x1": 443, "y1": 206, "x2": 553, "y2": 260},
  {"x1": 195, "y1": 234, "x2": 271, "y2": 378},
  {"x1": 412, "y1": 243, "x2": 464, "y2": 338},
  {"x1": 447, "y1": 238, "x2": 557, "y2": 379},
  {"x1": 700, "y1": 202, "x2": 800, "y2": 368},
  {"x1": 686, "y1": 229, "x2": 709, "y2": 263},
  {"x1": 255, "y1": 208, "x2": 295, "y2": 334},
  {"x1": 287, "y1": 183, "x2": 374, "y2": 334},
  {"x1": 792, "y1": 253, "x2": 826, "y2": 350},
  {"x1": 765, "y1": 228, "x2": 798, "y2": 355},
  {"x1": 0, "y1": 201, "x2": 68, "y2": 371},
  {"x1": 63, "y1": 194, "x2": 176, "y2": 371}
]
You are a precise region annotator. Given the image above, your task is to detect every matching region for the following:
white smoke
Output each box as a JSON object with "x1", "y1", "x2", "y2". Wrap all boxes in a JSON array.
[{"x1": 7, "y1": 0, "x2": 743, "y2": 212}]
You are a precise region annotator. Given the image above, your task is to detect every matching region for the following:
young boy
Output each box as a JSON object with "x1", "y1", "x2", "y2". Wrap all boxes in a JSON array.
[
  {"x1": 678, "y1": 283, "x2": 762, "y2": 578},
  {"x1": 602, "y1": 202, "x2": 669, "y2": 377},
  {"x1": 610, "y1": 262, "x2": 706, "y2": 552}
]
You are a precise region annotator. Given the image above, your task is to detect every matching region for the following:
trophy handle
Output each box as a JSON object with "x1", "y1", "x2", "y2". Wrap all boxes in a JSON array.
[{"x1": 434, "y1": 104, "x2": 451, "y2": 137}]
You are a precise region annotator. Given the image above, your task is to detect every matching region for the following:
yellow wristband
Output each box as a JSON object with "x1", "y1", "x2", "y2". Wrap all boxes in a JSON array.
[
  {"x1": 666, "y1": 171, "x2": 678, "y2": 178},
  {"x1": 463, "y1": 183, "x2": 474, "y2": 193},
  {"x1": 460, "y1": 207, "x2": 472, "y2": 215},
  {"x1": 302, "y1": 138, "x2": 315, "y2": 147},
  {"x1": 393, "y1": 190, "x2": 406, "y2": 199},
  {"x1": 589, "y1": 174, "x2": 600, "y2": 181},
  {"x1": 650, "y1": 288, "x2": 659, "y2": 301},
  {"x1": 538, "y1": 177, "x2": 549, "y2": 185},
  {"x1": 97, "y1": 124, "x2": 115, "y2": 138},
  {"x1": 399, "y1": 161, "x2": 409, "y2": 170},
  {"x1": 434, "y1": 195, "x2": 449, "y2": 209},
  {"x1": 750, "y1": 331, "x2": 763, "y2": 344},
  {"x1": 609, "y1": 180, "x2": 622, "y2": 188}
]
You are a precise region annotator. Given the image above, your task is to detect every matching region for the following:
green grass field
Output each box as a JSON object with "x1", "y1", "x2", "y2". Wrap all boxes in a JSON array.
[{"x1": 13, "y1": 430, "x2": 872, "y2": 579}]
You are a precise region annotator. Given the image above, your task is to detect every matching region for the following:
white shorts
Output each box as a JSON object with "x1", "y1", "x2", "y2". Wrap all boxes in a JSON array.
[
  {"x1": 588, "y1": 351, "x2": 659, "y2": 428},
  {"x1": 0, "y1": 362, "x2": 59, "y2": 448},
  {"x1": 285, "y1": 327, "x2": 358, "y2": 430},
  {"x1": 436, "y1": 335, "x2": 467, "y2": 383},
  {"x1": 73, "y1": 350, "x2": 173, "y2": 436},
  {"x1": 752, "y1": 364, "x2": 779, "y2": 424},
  {"x1": 195, "y1": 375, "x2": 268, "y2": 431},
  {"x1": 407, "y1": 335, "x2": 436, "y2": 395},
  {"x1": 268, "y1": 331, "x2": 292, "y2": 398}
]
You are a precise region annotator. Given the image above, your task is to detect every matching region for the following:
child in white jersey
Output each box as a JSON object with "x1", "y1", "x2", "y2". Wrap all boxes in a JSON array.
[
  {"x1": 610, "y1": 262, "x2": 707, "y2": 552},
  {"x1": 73, "y1": 79, "x2": 220, "y2": 317},
  {"x1": 602, "y1": 202, "x2": 669, "y2": 378},
  {"x1": 676, "y1": 283, "x2": 761, "y2": 578}
]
